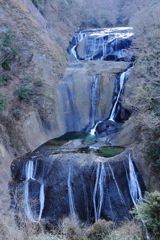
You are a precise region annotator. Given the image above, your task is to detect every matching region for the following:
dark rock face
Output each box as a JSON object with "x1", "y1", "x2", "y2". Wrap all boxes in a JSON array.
[{"x1": 10, "y1": 149, "x2": 145, "y2": 225}]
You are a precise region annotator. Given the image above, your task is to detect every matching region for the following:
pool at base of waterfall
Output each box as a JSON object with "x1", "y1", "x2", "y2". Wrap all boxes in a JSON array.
[{"x1": 47, "y1": 131, "x2": 124, "y2": 158}]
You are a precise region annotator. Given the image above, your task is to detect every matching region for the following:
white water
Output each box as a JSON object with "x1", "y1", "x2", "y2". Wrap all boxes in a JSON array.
[
  {"x1": 128, "y1": 153, "x2": 143, "y2": 205},
  {"x1": 90, "y1": 121, "x2": 102, "y2": 135},
  {"x1": 24, "y1": 180, "x2": 36, "y2": 222},
  {"x1": 25, "y1": 160, "x2": 36, "y2": 180},
  {"x1": 127, "y1": 153, "x2": 150, "y2": 239},
  {"x1": 68, "y1": 167, "x2": 77, "y2": 223},
  {"x1": 71, "y1": 27, "x2": 133, "y2": 61},
  {"x1": 93, "y1": 163, "x2": 105, "y2": 222},
  {"x1": 109, "y1": 66, "x2": 133, "y2": 121},
  {"x1": 71, "y1": 31, "x2": 86, "y2": 60},
  {"x1": 38, "y1": 183, "x2": 45, "y2": 221},
  {"x1": 24, "y1": 160, "x2": 45, "y2": 222},
  {"x1": 91, "y1": 75, "x2": 100, "y2": 124},
  {"x1": 89, "y1": 75, "x2": 101, "y2": 136},
  {"x1": 109, "y1": 71, "x2": 126, "y2": 121}
]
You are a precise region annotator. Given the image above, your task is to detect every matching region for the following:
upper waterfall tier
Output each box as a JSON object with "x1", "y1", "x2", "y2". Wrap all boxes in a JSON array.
[{"x1": 70, "y1": 27, "x2": 134, "y2": 61}]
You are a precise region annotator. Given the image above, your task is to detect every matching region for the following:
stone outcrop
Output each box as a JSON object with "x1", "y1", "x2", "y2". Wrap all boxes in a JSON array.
[
  {"x1": 56, "y1": 61, "x2": 131, "y2": 133},
  {"x1": 10, "y1": 142, "x2": 145, "y2": 225}
]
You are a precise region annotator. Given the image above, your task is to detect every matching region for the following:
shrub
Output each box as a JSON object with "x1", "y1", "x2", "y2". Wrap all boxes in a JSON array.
[
  {"x1": 0, "y1": 94, "x2": 8, "y2": 112},
  {"x1": 34, "y1": 78, "x2": 45, "y2": 87},
  {"x1": 13, "y1": 109, "x2": 21, "y2": 121},
  {"x1": 144, "y1": 124, "x2": 160, "y2": 166},
  {"x1": 2, "y1": 58, "x2": 11, "y2": 70},
  {"x1": 0, "y1": 29, "x2": 18, "y2": 71},
  {"x1": 87, "y1": 220, "x2": 113, "y2": 240},
  {"x1": 131, "y1": 191, "x2": 160, "y2": 239},
  {"x1": 107, "y1": 220, "x2": 143, "y2": 240},
  {"x1": 66, "y1": 224, "x2": 87, "y2": 240},
  {"x1": 108, "y1": 232, "x2": 141, "y2": 240},
  {"x1": 16, "y1": 85, "x2": 31, "y2": 101}
]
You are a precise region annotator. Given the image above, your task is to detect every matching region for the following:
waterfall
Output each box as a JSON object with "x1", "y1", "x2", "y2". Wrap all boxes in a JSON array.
[
  {"x1": 109, "y1": 71, "x2": 126, "y2": 121},
  {"x1": 70, "y1": 28, "x2": 133, "y2": 61},
  {"x1": 24, "y1": 161, "x2": 36, "y2": 222},
  {"x1": 127, "y1": 154, "x2": 150, "y2": 240},
  {"x1": 24, "y1": 180, "x2": 36, "y2": 223},
  {"x1": 90, "y1": 75, "x2": 100, "y2": 125},
  {"x1": 25, "y1": 160, "x2": 36, "y2": 180},
  {"x1": 89, "y1": 75, "x2": 101, "y2": 136},
  {"x1": 24, "y1": 160, "x2": 45, "y2": 222},
  {"x1": 93, "y1": 163, "x2": 105, "y2": 222},
  {"x1": 128, "y1": 153, "x2": 143, "y2": 205},
  {"x1": 90, "y1": 121, "x2": 102, "y2": 136},
  {"x1": 11, "y1": 27, "x2": 147, "y2": 229},
  {"x1": 68, "y1": 167, "x2": 77, "y2": 223},
  {"x1": 70, "y1": 31, "x2": 86, "y2": 60},
  {"x1": 109, "y1": 66, "x2": 133, "y2": 121},
  {"x1": 38, "y1": 183, "x2": 45, "y2": 221}
]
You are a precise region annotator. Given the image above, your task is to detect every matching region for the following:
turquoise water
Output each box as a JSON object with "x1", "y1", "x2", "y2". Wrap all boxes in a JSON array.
[
  {"x1": 79, "y1": 146, "x2": 124, "y2": 158},
  {"x1": 47, "y1": 132, "x2": 124, "y2": 158}
]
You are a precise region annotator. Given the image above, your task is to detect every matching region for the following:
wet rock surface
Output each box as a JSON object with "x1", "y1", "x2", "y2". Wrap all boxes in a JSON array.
[{"x1": 10, "y1": 137, "x2": 145, "y2": 225}]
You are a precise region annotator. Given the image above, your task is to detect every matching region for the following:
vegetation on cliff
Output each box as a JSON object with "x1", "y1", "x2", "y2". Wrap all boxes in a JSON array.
[{"x1": 133, "y1": 24, "x2": 160, "y2": 168}]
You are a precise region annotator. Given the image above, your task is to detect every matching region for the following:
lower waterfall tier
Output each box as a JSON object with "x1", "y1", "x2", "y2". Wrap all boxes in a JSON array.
[{"x1": 10, "y1": 146, "x2": 145, "y2": 225}]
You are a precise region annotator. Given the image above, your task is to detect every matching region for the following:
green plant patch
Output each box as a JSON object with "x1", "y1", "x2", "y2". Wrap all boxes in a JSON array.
[
  {"x1": 13, "y1": 109, "x2": 21, "y2": 121},
  {"x1": 0, "y1": 73, "x2": 11, "y2": 86},
  {"x1": 16, "y1": 85, "x2": 31, "y2": 100},
  {"x1": 2, "y1": 58, "x2": 11, "y2": 70},
  {"x1": 0, "y1": 94, "x2": 8, "y2": 112}
]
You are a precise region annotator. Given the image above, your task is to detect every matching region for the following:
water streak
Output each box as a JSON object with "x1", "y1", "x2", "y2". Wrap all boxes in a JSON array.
[
  {"x1": 109, "y1": 66, "x2": 133, "y2": 121},
  {"x1": 24, "y1": 180, "x2": 36, "y2": 223},
  {"x1": 127, "y1": 153, "x2": 150, "y2": 239},
  {"x1": 24, "y1": 160, "x2": 45, "y2": 222},
  {"x1": 90, "y1": 75, "x2": 100, "y2": 125},
  {"x1": 93, "y1": 163, "x2": 105, "y2": 222},
  {"x1": 128, "y1": 153, "x2": 143, "y2": 205},
  {"x1": 68, "y1": 167, "x2": 77, "y2": 223},
  {"x1": 38, "y1": 183, "x2": 45, "y2": 221}
]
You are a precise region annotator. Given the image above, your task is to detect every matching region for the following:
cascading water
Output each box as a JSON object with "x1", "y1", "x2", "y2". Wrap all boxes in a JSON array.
[
  {"x1": 109, "y1": 66, "x2": 133, "y2": 122},
  {"x1": 24, "y1": 161, "x2": 37, "y2": 222},
  {"x1": 128, "y1": 153, "x2": 143, "y2": 205},
  {"x1": 38, "y1": 183, "x2": 45, "y2": 221},
  {"x1": 68, "y1": 167, "x2": 77, "y2": 223},
  {"x1": 90, "y1": 75, "x2": 100, "y2": 126},
  {"x1": 93, "y1": 162, "x2": 105, "y2": 222},
  {"x1": 10, "y1": 27, "x2": 146, "y2": 230},
  {"x1": 127, "y1": 154, "x2": 150, "y2": 239},
  {"x1": 24, "y1": 160, "x2": 45, "y2": 222},
  {"x1": 70, "y1": 27, "x2": 134, "y2": 61}
]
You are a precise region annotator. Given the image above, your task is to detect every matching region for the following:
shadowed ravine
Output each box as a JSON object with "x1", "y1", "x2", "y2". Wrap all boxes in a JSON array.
[{"x1": 9, "y1": 27, "x2": 146, "y2": 226}]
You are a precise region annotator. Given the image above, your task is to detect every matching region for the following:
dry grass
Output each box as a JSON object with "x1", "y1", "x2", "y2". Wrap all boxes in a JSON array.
[{"x1": 107, "y1": 220, "x2": 144, "y2": 240}]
